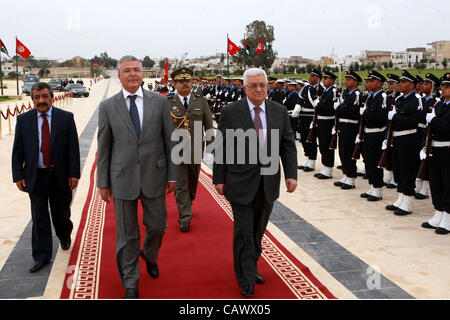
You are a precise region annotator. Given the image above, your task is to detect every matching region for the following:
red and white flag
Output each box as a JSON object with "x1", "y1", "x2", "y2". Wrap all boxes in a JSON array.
[
  {"x1": 256, "y1": 37, "x2": 265, "y2": 55},
  {"x1": 227, "y1": 37, "x2": 240, "y2": 56},
  {"x1": 163, "y1": 59, "x2": 168, "y2": 84},
  {"x1": 16, "y1": 38, "x2": 31, "y2": 59}
]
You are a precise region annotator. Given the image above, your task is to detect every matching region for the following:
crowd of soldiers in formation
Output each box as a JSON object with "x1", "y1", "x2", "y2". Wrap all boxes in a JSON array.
[{"x1": 146, "y1": 70, "x2": 450, "y2": 236}]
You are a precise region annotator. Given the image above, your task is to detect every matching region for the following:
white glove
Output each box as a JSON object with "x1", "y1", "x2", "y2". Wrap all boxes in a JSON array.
[
  {"x1": 313, "y1": 98, "x2": 320, "y2": 107},
  {"x1": 355, "y1": 134, "x2": 361, "y2": 144},
  {"x1": 382, "y1": 139, "x2": 388, "y2": 151},
  {"x1": 426, "y1": 109, "x2": 436, "y2": 124},
  {"x1": 359, "y1": 107, "x2": 366, "y2": 116},
  {"x1": 331, "y1": 127, "x2": 336, "y2": 135},
  {"x1": 203, "y1": 153, "x2": 214, "y2": 166},
  {"x1": 388, "y1": 109, "x2": 397, "y2": 121},
  {"x1": 291, "y1": 104, "x2": 301, "y2": 118},
  {"x1": 333, "y1": 102, "x2": 340, "y2": 110},
  {"x1": 309, "y1": 122, "x2": 314, "y2": 130},
  {"x1": 420, "y1": 148, "x2": 427, "y2": 160},
  {"x1": 206, "y1": 94, "x2": 211, "y2": 99}
]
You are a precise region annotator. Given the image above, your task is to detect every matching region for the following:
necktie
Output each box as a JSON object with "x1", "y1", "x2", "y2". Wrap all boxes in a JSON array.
[
  {"x1": 183, "y1": 97, "x2": 189, "y2": 109},
  {"x1": 41, "y1": 113, "x2": 52, "y2": 168},
  {"x1": 253, "y1": 106, "x2": 264, "y2": 146},
  {"x1": 128, "y1": 95, "x2": 141, "y2": 139}
]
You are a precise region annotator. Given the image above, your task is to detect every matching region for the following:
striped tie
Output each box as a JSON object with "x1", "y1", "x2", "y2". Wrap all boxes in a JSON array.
[{"x1": 128, "y1": 95, "x2": 141, "y2": 139}]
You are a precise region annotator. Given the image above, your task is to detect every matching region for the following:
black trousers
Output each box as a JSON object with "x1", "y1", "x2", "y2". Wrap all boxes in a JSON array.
[
  {"x1": 29, "y1": 169, "x2": 73, "y2": 264},
  {"x1": 316, "y1": 120, "x2": 335, "y2": 168},
  {"x1": 362, "y1": 138, "x2": 384, "y2": 188},
  {"x1": 429, "y1": 148, "x2": 450, "y2": 213},
  {"x1": 298, "y1": 116, "x2": 317, "y2": 160},
  {"x1": 392, "y1": 134, "x2": 420, "y2": 196},
  {"x1": 338, "y1": 135, "x2": 358, "y2": 178},
  {"x1": 230, "y1": 179, "x2": 274, "y2": 287}
]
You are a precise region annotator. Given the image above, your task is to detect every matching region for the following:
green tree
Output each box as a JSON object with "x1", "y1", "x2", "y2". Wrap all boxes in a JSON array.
[
  {"x1": 38, "y1": 68, "x2": 50, "y2": 78},
  {"x1": 159, "y1": 58, "x2": 170, "y2": 70},
  {"x1": 443, "y1": 58, "x2": 448, "y2": 68},
  {"x1": 232, "y1": 20, "x2": 277, "y2": 71},
  {"x1": 142, "y1": 56, "x2": 155, "y2": 68}
]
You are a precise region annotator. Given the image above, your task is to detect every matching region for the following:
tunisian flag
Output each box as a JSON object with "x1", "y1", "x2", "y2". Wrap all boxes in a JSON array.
[
  {"x1": 163, "y1": 59, "x2": 168, "y2": 84},
  {"x1": 16, "y1": 38, "x2": 31, "y2": 59},
  {"x1": 227, "y1": 37, "x2": 240, "y2": 56},
  {"x1": 256, "y1": 36, "x2": 265, "y2": 55}
]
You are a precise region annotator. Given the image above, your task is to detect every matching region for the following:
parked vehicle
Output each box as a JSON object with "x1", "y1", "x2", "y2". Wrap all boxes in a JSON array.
[{"x1": 64, "y1": 83, "x2": 89, "y2": 97}]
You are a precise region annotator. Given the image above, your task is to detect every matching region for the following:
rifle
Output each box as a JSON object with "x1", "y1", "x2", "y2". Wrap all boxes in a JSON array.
[
  {"x1": 329, "y1": 87, "x2": 342, "y2": 150},
  {"x1": 352, "y1": 93, "x2": 369, "y2": 160},
  {"x1": 417, "y1": 86, "x2": 436, "y2": 180},
  {"x1": 378, "y1": 87, "x2": 397, "y2": 168},
  {"x1": 306, "y1": 81, "x2": 321, "y2": 143}
]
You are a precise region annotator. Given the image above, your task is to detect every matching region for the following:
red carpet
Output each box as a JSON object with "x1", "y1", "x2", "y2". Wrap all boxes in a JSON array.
[{"x1": 60, "y1": 158, "x2": 335, "y2": 299}]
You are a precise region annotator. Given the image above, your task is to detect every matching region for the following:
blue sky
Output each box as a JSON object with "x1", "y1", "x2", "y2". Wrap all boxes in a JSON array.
[{"x1": 1, "y1": 0, "x2": 449, "y2": 61}]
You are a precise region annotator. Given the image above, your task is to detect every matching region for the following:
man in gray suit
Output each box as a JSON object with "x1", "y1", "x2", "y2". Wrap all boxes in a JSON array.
[
  {"x1": 213, "y1": 68, "x2": 298, "y2": 296},
  {"x1": 97, "y1": 55, "x2": 177, "y2": 299}
]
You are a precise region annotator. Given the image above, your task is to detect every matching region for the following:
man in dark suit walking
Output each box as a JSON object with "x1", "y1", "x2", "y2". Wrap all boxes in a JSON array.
[
  {"x1": 213, "y1": 68, "x2": 298, "y2": 297},
  {"x1": 12, "y1": 82, "x2": 80, "y2": 273}
]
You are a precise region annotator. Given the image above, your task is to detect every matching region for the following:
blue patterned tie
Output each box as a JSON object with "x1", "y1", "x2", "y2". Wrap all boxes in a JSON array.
[{"x1": 128, "y1": 95, "x2": 141, "y2": 139}]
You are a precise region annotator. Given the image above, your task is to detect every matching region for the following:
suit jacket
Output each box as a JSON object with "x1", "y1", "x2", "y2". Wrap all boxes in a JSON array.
[
  {"x1": 12, "y1": 107, "x2": 80, "y2": 193},
  {"x1": 97, "y1": 89, "x2": 177, "y2": 200},
  {"x1": 213, "y1": 98, "x2": 298, "y2": 205}
]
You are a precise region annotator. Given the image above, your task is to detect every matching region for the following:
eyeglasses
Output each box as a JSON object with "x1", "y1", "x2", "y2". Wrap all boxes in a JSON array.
[{"x1": 246, "y1": 83, "x2": 268, "y2": 90}]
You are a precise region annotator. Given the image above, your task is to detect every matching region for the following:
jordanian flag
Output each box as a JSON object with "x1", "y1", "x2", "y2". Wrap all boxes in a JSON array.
[{"x1": 0, "y1": 38, "x2": 9, "y2": 56}]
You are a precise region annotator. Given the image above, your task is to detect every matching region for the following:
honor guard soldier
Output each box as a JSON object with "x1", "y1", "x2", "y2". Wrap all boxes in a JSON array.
[
  {"x1": 267, "y1": 77, "x2": 277, "y2": 101},
  {"x1": 297, "y1": 69, "x2": 324, "y2": 172},
  {"x1": 167, "y1": 68, "x2": 214, "y2": 232},
  {"x1": 415, "y1": 73, "x2": 441, "y2": 200},
  {"x1": 385, "y1": 70, "x2": 422, "y2": 216},
  {"x1": 421, "y1": 73, "x2": 450, "y2": 234},
  {"x1": 415, "y1": 75, "x2": 425, "y2": 97},
  {"x1": 384, "y1": 73, "x2": 401, "y2": 189},
  {"x1": 284, "y1": 81, "x2": 302, "y2": 132},
  {"x1": 333, "y1": 71, "x2": 362, "y2": 189},
  {"x1": 312, "y1": 71, "x2": 338, "y2": 179},
  {"x1": 271, "y1": 80, "x2": 285, "y2": 104},
  {"x1": 359, "y1": 70, "x2": 389, "y2": 201}
]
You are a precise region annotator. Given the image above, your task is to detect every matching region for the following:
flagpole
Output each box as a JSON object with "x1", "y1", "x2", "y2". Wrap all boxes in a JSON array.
[
  {"x1": 243, "y1": 33, "x2": 246, "y2": 71},
  {"x1": 226, "y1": 34, "x2": 230, "y2": 78},
  {"x1": 16, "y1": 36, "x2": 19, "y2": 96}
]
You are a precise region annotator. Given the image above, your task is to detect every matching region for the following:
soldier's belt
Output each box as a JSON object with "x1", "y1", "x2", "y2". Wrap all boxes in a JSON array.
[
  {"x1": 431, "y1": 141, "x2": 450, "y2": 147},
  {"x1": 301, "y1": 108, "x2": 315, "y2": 113},
  {"x1": 364, "y1": 127, "x2": 386, "y2": 134},
  {"x1": 393, "y1": 129, "x2": 417, "y2": 137},
  {"x1": 418, "y1": 123, "x2": 427, "y2": 129},
  {"x1": 339, "y1": 118, "x2": 359, "y2": 124},
  {"x1": 317, "y1": 116, "x2": 335, "y2": 120}
]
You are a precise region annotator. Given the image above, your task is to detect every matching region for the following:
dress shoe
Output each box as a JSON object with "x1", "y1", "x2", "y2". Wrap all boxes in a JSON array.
[
  {"x1": 422, "y1": 222, "x2": 438, "y2": 229},
  {"x1": 333, "y1": 181, "x2": 343, "y2": 187},
  {"x1": 140, "y1": 250, "x2": 159, "y2": 278},
  {"x1": 385, "y1": 204, "x2": 398, "y2": 211},
  {"x1": 60, "y1": 237, "x2": 71, "y2": 251},
  {"x1": 303, "y1": 167, "x2": 315, "y2": 172},
  {"x1": 367, "y1": 195, "x2": 382, "y2": 202},
  {"x1": 436, "y1": 228, "x2": 450, "y2": 235},
  {"x1": 124, "y1": 288, "x2": 139, "y2": 299},
  {"x1": 314, "y1": 173, "x2": 321, "y2": 177},
  {"x1": 415, "y1": 193, "x2": 429, "y2": 200},
  {"x1": 255, "y1": 273, "x2": 265, "y2": 284},
  {"x1": 180, "y1": 221, "x2": 190, "y2": 232},
  {"x1": 340, "y1": 183, "x2": 355, "y2": 190},
  {"x1": 394, "y1": 208, "x2": 412, "y2": 216},
  {"x1": 29, "y1": 261, "x2": 49, "y2": 273},
  {"x1": 337, "y1": 165, "x2": 343, "y2": 170},
  {"x1": 298, "y1": 165, "x2": 305, "y2": 170},
  {"x1": 385, "y1": 183, "x2": 397, "y2": 189},
  {"x1": 360, "y1": 193, "x2": 370, "y2": 198},
  {"x1": 241, "y1": 284, "x2": 254, "y2": 297},
  {"x1": 316, "y1": 173, "x2": 332, "y2": 180}
]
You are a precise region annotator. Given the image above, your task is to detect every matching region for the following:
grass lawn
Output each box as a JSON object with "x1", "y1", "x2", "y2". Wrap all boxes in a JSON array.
[{"x1": 0, "y1": 96, "x2": 16, "y2": 103}]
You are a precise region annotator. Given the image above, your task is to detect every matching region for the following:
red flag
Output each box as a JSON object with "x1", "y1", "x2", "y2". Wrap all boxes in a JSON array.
[
  {"x1": 16, "y1": 38, "x2": 31, "y2": 59},
  {"x1": 163, "y1": 59, "x2": 168, "y2": 84},
  {"x1": 227, "y1": 37, "x2": 240, "y2": 56},
  {"x1": 256, "y1": 37, "x2": 265, "y2": 55}
]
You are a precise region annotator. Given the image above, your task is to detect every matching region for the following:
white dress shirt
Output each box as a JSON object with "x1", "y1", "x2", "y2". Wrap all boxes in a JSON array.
[
  {"x1": 178, "y1": 93, "x2": 191, "y2": 106},
  {"x1": 122, "y1": 87, "x2": 144, "y2": 129},
  {"x1": 247, "y1": 98, "x2": 267, "y2": 143}
]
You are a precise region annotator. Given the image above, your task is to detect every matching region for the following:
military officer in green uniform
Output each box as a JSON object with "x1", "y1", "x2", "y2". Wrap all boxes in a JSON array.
[{"x1": 168, "y1": 68, "x2": 214, "y2": 232}]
